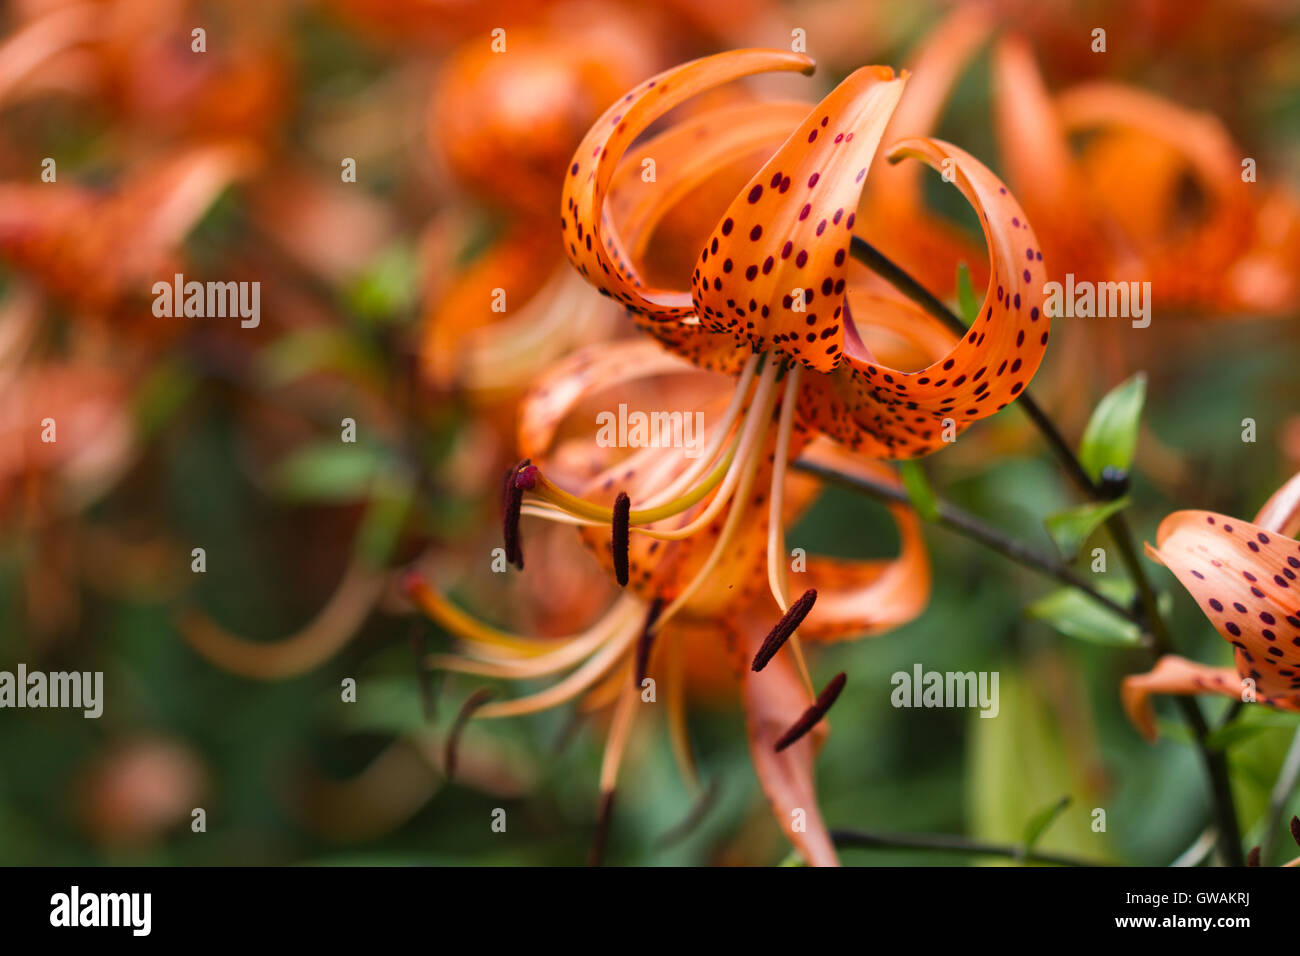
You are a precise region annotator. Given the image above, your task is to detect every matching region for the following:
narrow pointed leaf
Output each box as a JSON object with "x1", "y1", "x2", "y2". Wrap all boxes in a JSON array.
[
  {"x1": 1026, "y1": 582, "x2": 1141, "y2": 646},
  {"x1": 1043, "y1": 496, "x2": 1130, "y2": 562},
  {"x1": 1078, "y1": 373, "x2": 1146, "y2": 482}
]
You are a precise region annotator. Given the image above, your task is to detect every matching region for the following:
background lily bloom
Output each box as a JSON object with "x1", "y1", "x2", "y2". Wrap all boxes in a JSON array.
[
  {"x1": 1124, "y1": 472, "x2": 1300, "y2": 740},
  {"x1": 993, "y1": 37, "x2": 1300, "y2": 319}
]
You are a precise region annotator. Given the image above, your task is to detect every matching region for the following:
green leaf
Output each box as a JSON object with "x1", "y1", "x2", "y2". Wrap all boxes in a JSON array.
[
  {"x1": 968, "y1": 669, "x2": 1111, "y2": 864},
  {"x1": 898, "y1": 461, "x2": 940, "y2": 522},
  {"x1": 1022, "y1": 795, "x2": 1071, "y2": 850},
  {"x1": 955, "y1": 261, "x2": 980, "y2": 326},
  {"x1": 1025, "y1": 582, "x2": 1141, "y2": 646},
  {"x1": 1078, "y1": 373, "x2": 1147, "y2": 481},
  {"x1": 271, "y1": 442, "x2": 391, "y2": 502},
  {"x1": 1043, "y1": 497, "x2": 1130, "y2": 562}
]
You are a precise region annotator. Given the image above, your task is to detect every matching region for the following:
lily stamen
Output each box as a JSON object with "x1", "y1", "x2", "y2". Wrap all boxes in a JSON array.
[
  {"x1": 763, "y1": 362, "x2": 816, "y2": 695},
  {"x1": 774, "y1": 672, "x2": 847, "y2": 752},
  {"x1": 612, "y1": 491, "x2": 631, "y2": 586},
  {"x1": 752, "y1": 589, "x2": 818, "y2": 672},
  {"x1": 508, "y1": 354, "x2": 772, "y2": 545},
  {"x1": 591, "y1": 682, "x2": 641, "y2": 864},
  {"x1": 502, "y1": 458, "x2": 529, "y2": 569}
]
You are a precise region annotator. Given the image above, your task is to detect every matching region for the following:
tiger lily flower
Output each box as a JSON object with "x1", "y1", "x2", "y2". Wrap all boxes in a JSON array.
[
  {"x1": 512, "y1": 50, "x2": 1047, "y2": 577},
  {"x1": 408, "y1": 337, "x2": 931, "y2": 866},
  {"x1": 510, "y1": 50, "x2": 1043, "y2": 616},
  {"x1": 1123, "y1": 472, "x2": 1300, "y2": 740}
]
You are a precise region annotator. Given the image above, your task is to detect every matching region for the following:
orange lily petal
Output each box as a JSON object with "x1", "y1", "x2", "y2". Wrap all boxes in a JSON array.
[
  {"x1": 740, "y1": 610, "x2": 839, "y2": 866},
  {"x1": 1147, "y1": 510, "x2": 1300, "y2": 705},
  {"x1": 0, "y1": 145, "x2": 253, "y2": 311},
  {"x1": 691, "y1": 66, "x2": 907, "y2": 372},
  {"x1": 561, "y1": 48, "x2": 814, "y2": 321},
  {"x1": 866, "y1": 3, "x2": 992, "y2": 214},
  {"x1": 798, "y1": 139, "x2": 1049, "y2": 457},
  {"x1": 607, "y1": 98, "x2": 810, "y2": 372},
  {"x1": 1121, "y1": 655, "x2": 1245, "y2": 742},
  {"x1": 517, "y1": 339, "x2": 705, "y2": 462}
]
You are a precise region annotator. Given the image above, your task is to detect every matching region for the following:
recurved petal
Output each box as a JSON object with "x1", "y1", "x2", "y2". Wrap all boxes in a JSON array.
[
  {"x1": 517, "y1": 339, "x2": 705, "y2": 461},
  {"x1": 561, "y1": 49, "x2": 814, "y2": 321},
  {"x1": 1147, "y1": 511, "x2": 1300, "y2": 704},
  {"x1": 800, "y1": 140, "x2": 1048, "y2": 457},
  {"x1": 1121, "y1": 656, "x2": 1245, "y2": 742},
  {"x1": 691, "y1": 66, "x2": 907, "y2": 372},
  {"x1": 606, "y1": 98, "x2": 810, "y2": 372},
  {"x1": 741, "y1": 612, "x2": 839, "y2": 866},
  {"x1": 792, "y1": 439, "x2": 930, "y2": 640}
]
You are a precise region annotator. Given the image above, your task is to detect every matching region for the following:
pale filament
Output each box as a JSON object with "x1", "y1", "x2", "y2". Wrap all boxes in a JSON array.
[
  {"x1": 598, "y1": 680, "x2": 642, "y2": 794},
  {"x1": 764, "y1": 363, "x2": 815, "y2": 696},
  {"x1": 474, "y1": 614, "x2": 644, "y2": 719},
  {"x1": 427, "y1": 595, "x2": 641, "y2": 679},
  {"x1": 650, "y1": 355, "x2": 783, "y2": 632},
  {"x1": 638, "y1": 353, "x2": 761, "y2": 508}
]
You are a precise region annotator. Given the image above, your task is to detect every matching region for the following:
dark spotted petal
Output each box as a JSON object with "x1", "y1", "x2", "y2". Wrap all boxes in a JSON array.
[
  {"x1": 798, "y1": 138, "x2": 1050, "y2": 458},
  {"x1": 561, "y1": 49, "x2": 814, "y2": 321},
  {"x1": 691, "y1": 66, "x2": 907, "y2": 372},
  {"x1": 1145, "y1": 510, "x2": 1300, "y2": 708}
]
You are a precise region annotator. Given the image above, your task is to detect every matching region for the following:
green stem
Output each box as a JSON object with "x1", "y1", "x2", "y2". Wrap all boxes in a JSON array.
[
  {"x1": 831, "y1": 828, "x2": 1108, "y2": 866},
  {"x1": 794, "y1": 458, "x2": 1136, "y2": 623}
]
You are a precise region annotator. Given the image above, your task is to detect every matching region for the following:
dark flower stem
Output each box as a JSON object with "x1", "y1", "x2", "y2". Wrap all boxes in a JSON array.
[
  {"x1": 793, "y1": 459, "x2": 1134, "y2": 622},
  {"x1": 848, "y1": 235, "x2": 1245, "y2": 866},
  {"x1": 831, "y1": 828, "x2": 1107, "y2": 866}
]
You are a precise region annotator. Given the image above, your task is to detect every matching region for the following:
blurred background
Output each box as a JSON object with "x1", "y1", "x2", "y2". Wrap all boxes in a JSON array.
[{"x1": 2, "y1": 0, "x2": 1299, "y2": 866}]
